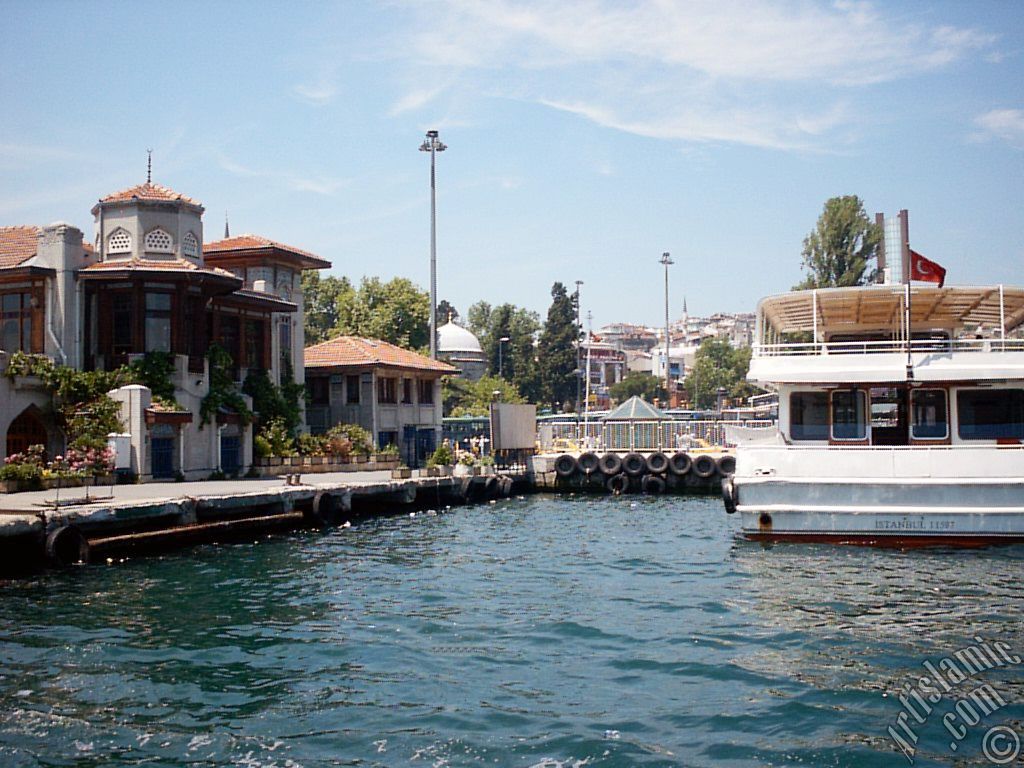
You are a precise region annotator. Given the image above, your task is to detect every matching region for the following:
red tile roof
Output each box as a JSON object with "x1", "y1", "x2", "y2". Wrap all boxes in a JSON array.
[
  {"x1": 98, "y1": 182, "x2": 202, "y2": 206},
  {"x1": 0, "y1": 226, "x2": 40, "y2": 268},
  {"x1": 305, "y1": 336, "x2": 457, "y2": 373},
  {"x1": 204, "y1": 234, "x2": 331, "y2": 270},
  {"x1": 80, "y1": 256, "x2": 238, "y2": 281}
]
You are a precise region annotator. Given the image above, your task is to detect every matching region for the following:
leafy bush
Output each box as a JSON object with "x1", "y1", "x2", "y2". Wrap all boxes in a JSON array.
[
  {"x1": 426, "y1": 443, "x2": 453, "y2": 468},
  {"x1": 378, "y1": 443, "x2": 399, "y2": 457},
  {"x1": 253, "y1": 434, "x2": 272, "y2": 459},
  {"x1": 258, "y1": 417, "x2": 295, "y2": 457},
  {"x1": 127, "y1": 352, "x2": 176, "y2": 402},
  {"x1": 296, "y1": 433, "x2": 328, "y2": 456},
  {"x1": 200, "y1": 344, "x2": 252, "y2": 428},
  {"x1": 326, "y1": 424, "x2": 371, "y2": 457},
  {"x1": 0, "y1": 445, "x2": 46, "y2": 486}
]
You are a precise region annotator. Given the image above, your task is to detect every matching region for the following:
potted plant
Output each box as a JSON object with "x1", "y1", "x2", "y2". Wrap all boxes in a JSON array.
[
  {"x1": 391, "y1": 464, "x2": 412, "y2": 479},
  {"x1": 0, "y1": 445, "x2": 46, "y2": 493}
]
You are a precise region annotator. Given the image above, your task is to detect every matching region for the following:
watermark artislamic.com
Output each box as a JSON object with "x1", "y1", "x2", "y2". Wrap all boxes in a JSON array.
[{"x1": 887, "y1": 636, "x2": 1021, "y2": 764}]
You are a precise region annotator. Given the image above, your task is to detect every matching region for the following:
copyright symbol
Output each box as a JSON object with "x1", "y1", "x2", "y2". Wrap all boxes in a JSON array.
[{"x1": 982, "y1": 725, "x2": 1020, "y2": 765}]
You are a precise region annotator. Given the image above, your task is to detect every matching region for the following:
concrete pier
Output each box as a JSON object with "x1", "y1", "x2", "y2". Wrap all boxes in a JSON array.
[{"x1": 0, "y1": 470, "x2": 523, "y2": 573}]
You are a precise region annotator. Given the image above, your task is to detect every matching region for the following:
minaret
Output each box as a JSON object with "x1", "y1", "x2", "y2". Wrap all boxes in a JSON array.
[
  {"x1": 146, "y1": 148, "x2": 152, "y2": 183},
  {"x1": 224, "y1": 212, "x2": 230, "y2": 239}
]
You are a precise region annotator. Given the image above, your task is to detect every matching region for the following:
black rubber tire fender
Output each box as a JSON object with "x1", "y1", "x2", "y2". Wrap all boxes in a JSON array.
[
  {"x1": 554, "y1": 454, "x2": 578, "y2": 478},
  {"x1": 598, "y1": 453, "x2": 623, "y2": 475},
  {"x1": 645, "y1": 452, "x2": 669, "y2": 475},
  {"x1": 716, "y1": 455, "x2": 737, "y2": 476},
  {"x1": 641, "y1": 474, "x2": 666, "y2": 495},
  {"x1": 722, "y1": 475, "x2": 738, "y2": 514},
  {"x1": 622, "y1": 452, "x2": 646, "y2": 477},
  {"x1": 693, "y1": 454, "x2": 717, "y2": 479},
  {"x1": 578, "y1": 452, "x2": 600, "y2": 475},
  {"x1": 668, "y1": 452, "x2": 692, "y2": 476},
  {"x1": 45, "y1": 525, "x2": 90, "y2": 566},
  {"x1": 606, "y1": 473, "x2": 629, "y2": 494},
  {"x1": 483, "y1": 475, "x2": 499, "y2": 498},
  {"x1": 309, "y1": 490, "x2": 343, "y2": 527}
]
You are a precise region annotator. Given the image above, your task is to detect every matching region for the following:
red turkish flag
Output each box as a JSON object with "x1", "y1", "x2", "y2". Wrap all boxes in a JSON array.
[{"x1": 910, "y1": 249, "x2": 946, "y2": 288}]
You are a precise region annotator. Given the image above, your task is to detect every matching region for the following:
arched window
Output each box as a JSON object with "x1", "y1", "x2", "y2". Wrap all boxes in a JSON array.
[
  {"x1": 182, "y1": 231, "x2": 199, "y2": 259},
  {"x1": 6, "y1": 407, "x2": 47, "y2": 457},
  {"x1": 144, "y1": 228, "x2": 173, "y2": 254},
  {"x1": 107, "y1": 227, "x2": 132, "y2": 254}
]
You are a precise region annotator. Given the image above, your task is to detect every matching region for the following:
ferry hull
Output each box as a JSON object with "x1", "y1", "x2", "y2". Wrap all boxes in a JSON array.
[{"x1": 734, "y1": 479, "x2": 1024, "y2": 546}]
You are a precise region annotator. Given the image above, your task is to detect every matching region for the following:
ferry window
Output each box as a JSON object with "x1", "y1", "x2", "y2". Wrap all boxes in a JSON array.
[
  {"x1": 870, "y1": 387, "x2": 900, "y2": 428},
  {"x1": 957, "y1": 389, "x2": 1024, "y2": 440},
  {"x1": 831, "y1": 389, "x2": 866, "y2": 440},
  {"x1": 790, "y1": 392, "x2": 829, "y2": 440},
  {"x1": 911, "y1": 389, "x2": 948, "y2": 439}
]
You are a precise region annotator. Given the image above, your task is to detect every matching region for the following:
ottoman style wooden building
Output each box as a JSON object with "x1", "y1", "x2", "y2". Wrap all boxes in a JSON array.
[{"x1": 0, "y1": 179, "x2": 330, "y2": 480}]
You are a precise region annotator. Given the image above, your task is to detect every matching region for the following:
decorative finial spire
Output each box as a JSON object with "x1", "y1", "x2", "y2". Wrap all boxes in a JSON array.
[
  {"x1": 146, "y1": 148, "x2": 152, "y2": 184},
  {"x1": 224, "y1": 211, "x2": 230, "y2": 239}
]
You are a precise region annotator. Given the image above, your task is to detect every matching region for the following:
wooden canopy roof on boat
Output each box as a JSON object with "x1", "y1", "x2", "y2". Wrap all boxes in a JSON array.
[{"x1": 758, "y1": 285, "x2": 1024, "y2": 335}]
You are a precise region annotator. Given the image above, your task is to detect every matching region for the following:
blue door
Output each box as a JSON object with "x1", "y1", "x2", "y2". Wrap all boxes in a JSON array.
[
  {"x1": 221, "y1": 436, "x2": 241, "y2": 476},
  {"x1": 152, "y1": 438, "x2": 174, "y2": 479},
  {"x1": 416, "y1": 428, "x2": 436, "y2": 467}
]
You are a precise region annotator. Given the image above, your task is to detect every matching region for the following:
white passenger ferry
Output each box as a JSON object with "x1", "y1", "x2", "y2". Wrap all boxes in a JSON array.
[{"x1": 724, "y1": 283, "x2": 1024, "y2": 546}]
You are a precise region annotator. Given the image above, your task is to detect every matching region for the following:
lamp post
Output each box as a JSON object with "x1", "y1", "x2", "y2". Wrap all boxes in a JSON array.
[
  {"x1": 419, "y1": 129, "x2": 447, "y2": 359},
  {"x1": 660, "y1": 252, "x2": 673, "y2": 405},
  {"x1": 498, "y1": 336, "x2": 510, "y2": 378},
  {"x1": 574, "y1": 279, "x2": 583, "y2": 413}
]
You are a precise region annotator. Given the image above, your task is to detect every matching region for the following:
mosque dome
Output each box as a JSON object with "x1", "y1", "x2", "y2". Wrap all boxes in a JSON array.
[{"x1": 438, "y1": 320, "x2": 483, "y2": 354}]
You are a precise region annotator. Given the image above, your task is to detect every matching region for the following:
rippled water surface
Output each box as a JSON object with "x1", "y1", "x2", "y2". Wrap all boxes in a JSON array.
[{"x1": 1, "y1": 494, "x2": 1023, "y2": 767}]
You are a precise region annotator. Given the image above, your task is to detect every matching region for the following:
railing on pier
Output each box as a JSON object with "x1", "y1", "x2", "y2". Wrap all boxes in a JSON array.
[
  {"x1": 754, "y1": 337, "x2": 1024, "y2": 358},
  {"x1": 537, "y1": 419, "x2": 776, "y2": 452}
]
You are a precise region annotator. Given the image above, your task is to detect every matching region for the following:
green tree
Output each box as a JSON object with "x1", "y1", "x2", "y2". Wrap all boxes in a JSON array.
[
  {"x1": 437, "y1": 299, "x2": 459, "y2": 324},
  {"x1": 795, "y1": 195, "x2": 882, "y2": 289},
  {"x1": 301, "y1": 272, "x2": 355, "y2": 344},
  {"x1": 346, "y1": 276, "x2": 430, "y2": 349},
  {"x1": 442, "y1": 375, "x2": 525, "y2": 417},
  {"x1": 537, "y1": 282, "x2": 580, "y2": 410},
  {"x1": 683, "y1": 338, "x2": 757, "y2": 409},
  {"x1": 303, "y1": 273, "x2": 429, "y2": 350},
  {"x1": 465, "y1": 300, "x2": 492, "y2": 340},
  {"x1": 609, "y1": 371, "x2": 667, "y2": 405}
]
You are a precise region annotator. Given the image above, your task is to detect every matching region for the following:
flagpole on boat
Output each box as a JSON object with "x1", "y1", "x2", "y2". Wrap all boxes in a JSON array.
[{"x1": 900, "y1": 210, "x2": 913, "y2": 381}]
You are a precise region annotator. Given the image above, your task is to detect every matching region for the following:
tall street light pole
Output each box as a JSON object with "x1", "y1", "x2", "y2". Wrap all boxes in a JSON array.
[
  {"x1": 574, "y1": 279, "x2": 583, "y2": 413},
  {"x1": 498, "y1": 336, "x2": 510, "y2": 378},
  {"x1": 419, "y1": 130, "x2": 447, "y2": 359},
  {"x1": 660, "y1": 252, "x2": 673, "y2": 406}
]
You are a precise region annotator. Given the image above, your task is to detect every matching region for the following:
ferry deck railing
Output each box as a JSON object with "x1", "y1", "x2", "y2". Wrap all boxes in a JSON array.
[
  {"x1": 754, "y1": 338, "x2": 1024, "y2": 358},
  {"x1": 538, "y1": 419, "x2": 776, "y2": 452}
]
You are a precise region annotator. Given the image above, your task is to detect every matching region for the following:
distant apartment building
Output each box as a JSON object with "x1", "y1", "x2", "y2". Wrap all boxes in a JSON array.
[{"x1": 580, "y1": 338, "x2": 626, "y2": 409}]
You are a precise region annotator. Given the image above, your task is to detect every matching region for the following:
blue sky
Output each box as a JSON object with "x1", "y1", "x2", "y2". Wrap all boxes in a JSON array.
[{"x1": 2, "y1": 0, "x2": 1023, "y2": 329}]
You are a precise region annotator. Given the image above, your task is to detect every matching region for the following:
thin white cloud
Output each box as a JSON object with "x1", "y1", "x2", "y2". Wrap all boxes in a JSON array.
[
  {"x1": 292, "y1": 80, "x2": 337, "y2": 106},
  {"x1": 972, "y1": 109, "x2": 1024, "y2": 149},
  {"x1": 383, "y1": 0, "x2": 998, "y2": 151},
  {"x1": 389, "y1": 86, "x2": 445, "y2": 116},
  {"x1": 217, "y1": 156, "x2": 348, "y2": 196}
]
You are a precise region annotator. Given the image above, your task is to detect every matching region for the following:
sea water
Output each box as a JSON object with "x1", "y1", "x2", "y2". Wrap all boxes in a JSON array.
[{"x1": 0, "y1": 494, "x2": 1021, "y2": 767}]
